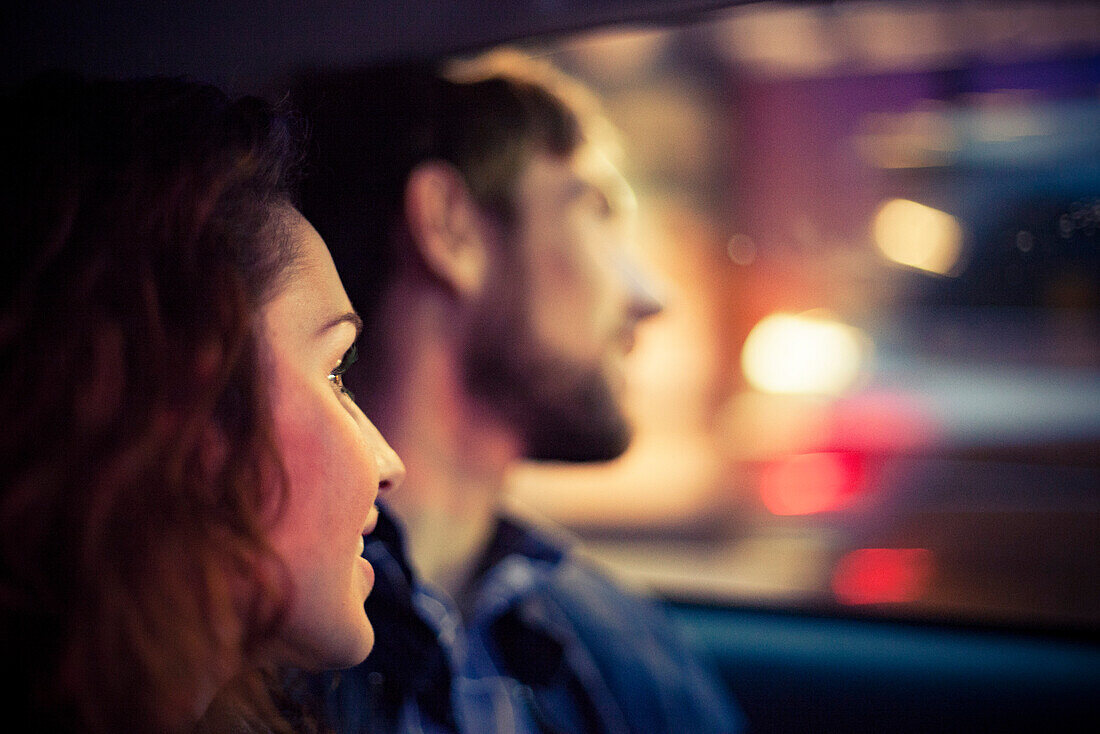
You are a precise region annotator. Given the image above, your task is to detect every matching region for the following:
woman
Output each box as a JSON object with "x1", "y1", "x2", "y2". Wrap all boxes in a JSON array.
[{"x1": 0, "y1": 74, "x2": 404, "y2": 732}]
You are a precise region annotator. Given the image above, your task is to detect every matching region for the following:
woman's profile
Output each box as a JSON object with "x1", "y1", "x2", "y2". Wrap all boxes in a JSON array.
[{"x1": 0, "y1": 74, "x2": 404, "y2": 732}]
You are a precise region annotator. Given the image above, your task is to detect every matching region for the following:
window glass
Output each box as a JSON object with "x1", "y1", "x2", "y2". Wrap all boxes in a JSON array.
[{"x1": 505, "y1": 0, "x2": 1100, "y2": 630}]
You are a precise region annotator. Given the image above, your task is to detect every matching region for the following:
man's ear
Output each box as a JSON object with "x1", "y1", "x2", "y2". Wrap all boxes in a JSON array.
[{"x1": 404, "y1": 162, "x2": 490, "y2": 298}]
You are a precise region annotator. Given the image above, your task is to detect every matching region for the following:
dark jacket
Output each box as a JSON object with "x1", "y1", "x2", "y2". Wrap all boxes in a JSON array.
[{"x1": 315, "y1": 504, "x2": 743, "y2": 734}]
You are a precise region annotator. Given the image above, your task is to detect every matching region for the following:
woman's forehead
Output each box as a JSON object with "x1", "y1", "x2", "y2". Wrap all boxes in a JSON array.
[{"x1": 263, "y1": 209, "x2": 354, "y2": 333}]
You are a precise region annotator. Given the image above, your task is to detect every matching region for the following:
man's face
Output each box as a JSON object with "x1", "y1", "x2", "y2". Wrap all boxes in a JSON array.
[{"x1": 462, "y1": 144, "x2": 662, "y2": 462}]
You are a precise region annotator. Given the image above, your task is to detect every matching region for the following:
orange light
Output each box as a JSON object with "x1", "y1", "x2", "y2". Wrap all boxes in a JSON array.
[
  {"x1": 758, "y1": 451, "x2": 863, "y2": 515},
  {"x1": 832, "y1": 548, "x2": 933, "y2": 605},
  {"x1": 872, "y1": 198, "x2": 962, "y2": 275}
]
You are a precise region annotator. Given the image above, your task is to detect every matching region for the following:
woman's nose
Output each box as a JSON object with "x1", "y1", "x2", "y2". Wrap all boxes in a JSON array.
[
  {"x1": 359, "y1": 415, "x2": 405, "y2": 492},
  {"x1": 375, "y1": 431, "x2": 405, "y2": 493}
]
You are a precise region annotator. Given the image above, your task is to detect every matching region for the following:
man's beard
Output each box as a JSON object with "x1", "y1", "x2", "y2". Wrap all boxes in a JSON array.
[
  {"x1": 523, "y1": 370, "x2": 630, "y2": 462},
  {"x1": 460, "y1": 277, "x2": 631, "y2": 464}
]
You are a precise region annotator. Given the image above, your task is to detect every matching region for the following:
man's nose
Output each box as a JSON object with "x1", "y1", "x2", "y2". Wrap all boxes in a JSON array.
[{"x1": 620, "y1": 253, "x2": 665, "y2": 323}]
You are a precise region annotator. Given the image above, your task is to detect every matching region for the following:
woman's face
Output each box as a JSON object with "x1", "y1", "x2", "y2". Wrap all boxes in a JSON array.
[{"x1": 258, "y1": 208, "x2": 404, "y2": 670}]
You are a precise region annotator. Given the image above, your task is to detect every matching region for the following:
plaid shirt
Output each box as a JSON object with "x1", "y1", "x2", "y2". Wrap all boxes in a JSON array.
[{"x1": 313, "y1": 504, "x2": 743, "y2": 734}]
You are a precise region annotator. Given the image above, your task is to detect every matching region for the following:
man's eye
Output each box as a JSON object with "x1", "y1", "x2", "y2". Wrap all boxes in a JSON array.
[{"x1": 328, "y1": 344, "x2": 358, "y2": 401}]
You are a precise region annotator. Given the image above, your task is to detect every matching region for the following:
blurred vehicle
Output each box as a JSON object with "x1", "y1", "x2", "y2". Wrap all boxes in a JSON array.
[
  {"x1": 714, "y1": 98, "x2": 1100, "y2": 629},
  {"x1": 7, "y1": 1, "x2": 1100, "y2": 732}
]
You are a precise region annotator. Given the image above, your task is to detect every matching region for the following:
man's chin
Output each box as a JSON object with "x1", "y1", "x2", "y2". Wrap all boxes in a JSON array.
[
  {"x1": 521, "y1": 385, "x2": 633, "y2": 463},
  {"x1": 462, "y1": 317, "x2": 634, "y2": 464}
]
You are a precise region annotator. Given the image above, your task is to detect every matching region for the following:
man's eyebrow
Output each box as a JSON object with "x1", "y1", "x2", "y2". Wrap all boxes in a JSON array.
[
  {"x1": 566, "y1": 176, "x2": 635, "y2": 217},
  {"x1": 318, "y1": 311, "x2": 364, "y2": 339}
]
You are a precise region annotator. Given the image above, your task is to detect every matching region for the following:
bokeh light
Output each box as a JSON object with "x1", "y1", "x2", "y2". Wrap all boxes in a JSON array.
[
  {"x1": 741, "y1": 312, "x2": 871, "y2": 395},
  {"x1": 873, "y1": 198, "x2": 963, "y2": 274},
  {"x1": 758, "y1": 451, "x2": 865, "y2": 515},
  {"x1": 832, "y1": 548, "x2": 934, "y2": 605}
]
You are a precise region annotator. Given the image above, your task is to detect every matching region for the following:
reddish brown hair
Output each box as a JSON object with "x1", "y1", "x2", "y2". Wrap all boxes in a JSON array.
[{"x1": 0, "y1": 74, "x2": 303, "y2": 732}]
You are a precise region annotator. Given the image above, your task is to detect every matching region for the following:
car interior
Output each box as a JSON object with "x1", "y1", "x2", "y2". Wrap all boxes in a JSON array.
[{"x1": 7, "y1": 1, "x2": 1099, "y2": 732}]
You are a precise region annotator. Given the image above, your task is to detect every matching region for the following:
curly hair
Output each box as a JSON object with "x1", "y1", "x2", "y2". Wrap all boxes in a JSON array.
[{"x1": 0, "y1": 74, "x2": 305, "y2": 732}]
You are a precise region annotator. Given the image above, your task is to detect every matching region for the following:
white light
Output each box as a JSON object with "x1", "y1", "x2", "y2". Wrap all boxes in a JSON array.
[
  {"x1": 873, "y1": 198, "x2": 962, "y2": 275},
  {"x1": 742, "y1": 312, "x2": 871, "y2": 395}
]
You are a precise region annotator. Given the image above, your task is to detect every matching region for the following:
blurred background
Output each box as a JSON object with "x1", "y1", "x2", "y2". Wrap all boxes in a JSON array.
[
  {"x1": 502, "y1": 0, "x2": 1100, "y2": 631},
  {"x1": 6, "y1": 0, "x2": 1098, "y2": 633}
]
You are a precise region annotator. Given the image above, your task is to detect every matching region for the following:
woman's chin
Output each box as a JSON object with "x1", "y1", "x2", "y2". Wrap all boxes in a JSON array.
[
  {"x1": 269, "y1": 614, "x2": 374, "y2": 672},
  {"x1": 341, "y1": 619, "x2": 375, "y2": 669}
]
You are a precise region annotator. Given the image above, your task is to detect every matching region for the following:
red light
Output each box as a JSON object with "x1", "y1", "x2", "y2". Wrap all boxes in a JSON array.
[
  {"x1": 832, "y1": 548, "x2": 933, "y2": 605},
  {"x1": 758, "y1": 451, "x2": 863, "y2": 515}
]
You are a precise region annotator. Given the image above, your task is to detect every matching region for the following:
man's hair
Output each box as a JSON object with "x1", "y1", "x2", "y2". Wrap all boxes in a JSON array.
[
  {"x1": 0, "y1": 73, "x2": 304, "y2": 732},
  {"x1": 292, "y1": 50, "x2": 613, "y2": 349}
]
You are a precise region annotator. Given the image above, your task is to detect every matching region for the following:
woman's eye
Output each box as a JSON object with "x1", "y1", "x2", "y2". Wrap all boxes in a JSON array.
[{"x1": 328, "y1": 344, "x2": 358, "y2": 401}]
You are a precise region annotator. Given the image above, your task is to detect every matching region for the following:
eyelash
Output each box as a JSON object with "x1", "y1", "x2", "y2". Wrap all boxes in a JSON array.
[{"x1": 328, "y1": 344, "x2": 358, "y2": 401}]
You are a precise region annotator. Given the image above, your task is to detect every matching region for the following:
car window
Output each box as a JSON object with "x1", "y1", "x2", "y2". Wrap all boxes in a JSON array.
[{"x1": 504, "y1": 0, "x2": 1100, "y2": 631}]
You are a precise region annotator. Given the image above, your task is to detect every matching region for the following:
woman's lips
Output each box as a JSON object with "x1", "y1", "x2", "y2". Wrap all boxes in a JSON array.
[
  {"x1": 358, "y1": 554, "x2": 375, "y2": 596},
  {"x1": 361, "y1": 505, "x2": 379, "y2": 537},
  {"x1": 358, "y1": 505, "x2": 379, "y2": 595}
]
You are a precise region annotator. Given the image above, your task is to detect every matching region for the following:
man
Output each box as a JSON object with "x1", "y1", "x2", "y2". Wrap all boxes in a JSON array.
[{"x1": 293, "y1": 51, "x2": 743, "y2": 733}]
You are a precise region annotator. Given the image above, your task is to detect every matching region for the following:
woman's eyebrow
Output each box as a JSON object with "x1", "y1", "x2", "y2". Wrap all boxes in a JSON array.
[{"x1": 317, "y1": 311, "x2": 364, "y2": 339}]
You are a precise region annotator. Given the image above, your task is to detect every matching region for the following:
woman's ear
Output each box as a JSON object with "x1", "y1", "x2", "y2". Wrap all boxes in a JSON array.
[{"x1": 403, "y1": 162, "x2": 491, "y2": 298}]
